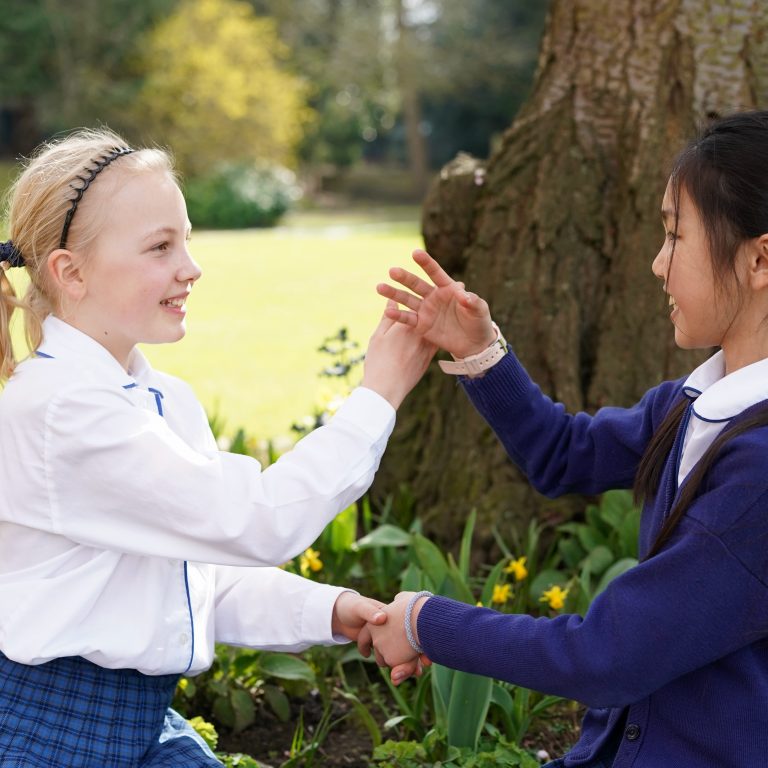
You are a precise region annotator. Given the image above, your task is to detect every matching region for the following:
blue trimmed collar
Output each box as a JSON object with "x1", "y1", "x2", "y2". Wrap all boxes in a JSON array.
[{"x1": 683, "y1": 349, "x2": 768, "y2": 422}]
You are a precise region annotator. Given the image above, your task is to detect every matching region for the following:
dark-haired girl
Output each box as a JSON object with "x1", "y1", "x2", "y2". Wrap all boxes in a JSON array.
[{"x1": 370, "y1": 111, "x2": 768, "y2": 768}]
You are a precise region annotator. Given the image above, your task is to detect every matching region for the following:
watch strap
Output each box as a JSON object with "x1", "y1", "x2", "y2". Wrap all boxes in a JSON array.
[{"x1": 438, "y1": 323, "x2": 508, "y2": 378}]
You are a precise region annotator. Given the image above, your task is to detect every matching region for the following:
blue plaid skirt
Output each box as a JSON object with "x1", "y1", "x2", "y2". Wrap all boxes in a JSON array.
[{"x1": 0, "y1": 652, "x2": 222, "y2": 767}]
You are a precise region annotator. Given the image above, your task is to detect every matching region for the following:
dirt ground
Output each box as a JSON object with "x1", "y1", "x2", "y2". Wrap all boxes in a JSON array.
[{"x1": 218, "y1": 691, "x2": 582, "y2": 767}]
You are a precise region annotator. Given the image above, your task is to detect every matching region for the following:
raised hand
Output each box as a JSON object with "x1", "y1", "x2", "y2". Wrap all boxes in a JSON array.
[
  {"x1": 360, "y1": 299, "x2": 438, "y2": 409},
  {"x1": 376, "y1": 249, "x2": 496, "y2": 359}
]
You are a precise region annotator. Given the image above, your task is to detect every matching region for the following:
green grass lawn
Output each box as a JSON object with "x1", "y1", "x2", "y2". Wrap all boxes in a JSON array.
[
  {"x1": 152, "y1": 211, "x2": 422, "y2": 440},
  {"x1": 7, "y1": 207, "x2": 423, "y2": 441}
]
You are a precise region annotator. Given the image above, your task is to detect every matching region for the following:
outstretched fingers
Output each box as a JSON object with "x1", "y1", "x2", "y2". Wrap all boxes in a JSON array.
[
  {"x1": 411, "y1": 249, "x2": 454, "y2": 288},
  {"x1": 383, "y1": 306, "x2": 418, "y2": 326},
  {"x1": 376, "y1": 283, "x2": 422, "y2": 312},
  {"x1": 388, "y1": 266, "x2": 435, "y2": 297}
]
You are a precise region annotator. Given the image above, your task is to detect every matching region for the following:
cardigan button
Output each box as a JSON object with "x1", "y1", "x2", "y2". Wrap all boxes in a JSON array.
[{"x1": 625, "y1": 723, "x2": 641, "y2": 741}]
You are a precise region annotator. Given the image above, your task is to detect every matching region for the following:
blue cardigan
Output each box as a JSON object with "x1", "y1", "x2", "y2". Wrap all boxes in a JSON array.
[{"x1": 417, "y1": 351, "x2": 768, "y2": 767}]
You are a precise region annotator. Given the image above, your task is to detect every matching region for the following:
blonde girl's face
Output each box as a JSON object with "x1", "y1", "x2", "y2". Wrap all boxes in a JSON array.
[
  {"x1": 651, "y1": 182, "x2": 740, "y2": 351},
  {"x1": 72, "y1": 170, "x2": 201, "y2": 368}
]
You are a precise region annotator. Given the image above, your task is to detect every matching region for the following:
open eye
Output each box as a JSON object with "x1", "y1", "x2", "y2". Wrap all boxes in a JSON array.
[{"x1": 152, "y1": 241, "x2": 170, "y2": 252}]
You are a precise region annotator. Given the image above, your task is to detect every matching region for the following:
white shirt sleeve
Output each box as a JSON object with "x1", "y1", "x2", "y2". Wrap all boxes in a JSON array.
[
  {"x1": 213, "y1": 565, "x2": 351, "y2": 651},
  {"x1": 36, "y1": 382, "x2": 394, "y2": 565}
]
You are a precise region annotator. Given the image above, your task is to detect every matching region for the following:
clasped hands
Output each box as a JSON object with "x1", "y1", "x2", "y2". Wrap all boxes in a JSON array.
[{"x1": 335, "y1": 591, "x2": 432, "y2": 685}]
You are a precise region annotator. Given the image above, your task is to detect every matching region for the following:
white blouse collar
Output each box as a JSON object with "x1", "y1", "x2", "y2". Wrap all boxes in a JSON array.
[
  {"x1": 683, "y1": 349, "x2": 768, "y2": 422},
  {"x1": 37, "y1": 315, "x2": 152, "y2": 385}
]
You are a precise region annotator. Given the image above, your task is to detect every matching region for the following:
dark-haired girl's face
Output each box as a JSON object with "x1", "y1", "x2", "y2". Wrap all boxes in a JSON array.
[{"x1": 652, "y1": 182, "x2": 738, "y2": 351}]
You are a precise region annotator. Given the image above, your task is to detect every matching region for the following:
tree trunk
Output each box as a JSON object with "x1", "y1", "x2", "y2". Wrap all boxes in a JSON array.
[
  {"x1": 373, "y1": 0, "x2": 768, "y2": 553},
  {"x1": 396, "y1": 0, "x2": 430, "y2": 197}
]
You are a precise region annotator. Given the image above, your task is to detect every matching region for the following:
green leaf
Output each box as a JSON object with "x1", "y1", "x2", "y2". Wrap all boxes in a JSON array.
[
  {"x1": 459, "y1": 509, "x2": 477, "y2": 580},
  {"x1": 489, "y1": 682, "x2": 514, "y2": 713},
  {"x1": 412, "y1": 534, "x2": 449, "y2": 591},
  {"x1": 599, "y1": 489, "x2": 634, "y2": 523},
  {"x1": 354, "y1": 524, "x2": 412, "y2": 550},
  {"x1": 431, "y1": 663, "x2": 454, "y2": 728},
  {"x1": 585, "y1": 503, "x2": 604, "y2": 534},
  {"x1": 337, "y1": 688, "x2": 382, "y2": 747},
  {"x1": 400, "y1": 561, "x2": 423, "y2": 592},
  {"x1": 595, "y1": 557, "x2": 638, "y2": 596},
  {"x1": 557, "y1": 537, "x2": 585, "y2": 569},
  {"x1": 213, "y1": 695, "x2": 235, "y2": 729},
  {"x1": 480, "y1": 559, "x2": 508, "y2": 606},
  {"x1": 446, "y1": 671, "x2": 492, "y2": 749},
  {"x1": 618, "y1": 512, "x2": 641, "y2": 559},
  {"x1": 576, "y1": 525, "x2": 606, "y2": 552},
  {"x1": 329, "y1": 503, "x2": 358, "y2": 552},
  {"x1": 383, "y1": 714, "x2": 412, "y2": 729},
  {"x1": 230, "y1": 688, "x2": 256, "y2": 733},
  {"x1": 231, "y1": 650, "x2": 260, "y2": 678},
  {"x1": 446, "y1": 554, "x2": 475, "y2": 605},
  {"x1": 581, "y1": 545, "x2": 614, "y2": 576},
  {"x1": 258, "y1": 653, "x2": 316, "y2": 684},
  {"x1": 263, "y1": 683, "x2": 291, "y2": 722}
]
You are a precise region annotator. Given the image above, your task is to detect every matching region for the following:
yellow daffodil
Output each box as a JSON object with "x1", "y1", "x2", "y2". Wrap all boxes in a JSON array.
[
  {"x1": 492, "y1": 583, "x2": 512, "y2": 605},
  {"x1": 540, "y1": 585, "x2": 569, "y2": 610},
  {"x1": 299, "y1": 547, "x2": 323, "y2": 577},
  {"x1": 504, "y1": 556, "x2": 528, "y2": 582}
]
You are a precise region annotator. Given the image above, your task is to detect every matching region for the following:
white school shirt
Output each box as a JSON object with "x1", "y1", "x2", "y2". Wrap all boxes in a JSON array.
[
  {"x1": 0, "y1": 316, "x2": 395, "y2": 675},
  {"x1": 679, "y1": 349, "x2": 768, "y2": 484}
]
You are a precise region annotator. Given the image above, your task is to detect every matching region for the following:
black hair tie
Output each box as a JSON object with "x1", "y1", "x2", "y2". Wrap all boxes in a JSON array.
[{"x1": 0, "y1": 240, "x2": 24, "y2": 269}]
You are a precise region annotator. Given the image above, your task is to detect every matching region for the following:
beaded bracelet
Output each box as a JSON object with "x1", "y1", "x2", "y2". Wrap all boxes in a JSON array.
[{"x1": 405, "y1": 590, "x2": 433, "y2": 654}]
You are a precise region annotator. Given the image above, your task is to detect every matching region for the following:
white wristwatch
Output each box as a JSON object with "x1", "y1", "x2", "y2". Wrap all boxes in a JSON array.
[{"x1": 438, "y1": 322, "x2": 508, "y2": 378}]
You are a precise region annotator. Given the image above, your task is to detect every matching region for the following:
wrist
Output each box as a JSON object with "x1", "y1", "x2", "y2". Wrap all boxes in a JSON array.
[
  {"x1": 359, "y1": 377, "x2": 404, "y2": 410},
  {"x1": 452, "y1": 328, "x2": 497, "y2": 358},
  {"x1": 439, "y1": 323, "x2": 508, "y2": 378},
  {"x1": 404, "y1": 590, "x2": 432, "y2": 653}
]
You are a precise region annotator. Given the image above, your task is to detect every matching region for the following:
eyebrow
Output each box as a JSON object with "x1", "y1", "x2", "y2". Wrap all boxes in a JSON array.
[{"x1": 142, "y1": 225, "x2": 192, "y2": 241}]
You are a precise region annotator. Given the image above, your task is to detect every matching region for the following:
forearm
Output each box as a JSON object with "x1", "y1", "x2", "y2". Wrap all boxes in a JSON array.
[
  {"x1": 214, "y1": 566, "x2": 348, "y2": 650},
  {"x1": 460, "y1": 351, "x2": 679, "y2": 496},
  {"x1": 417, "y1": 523, "x2": 768, "y2": 707}
]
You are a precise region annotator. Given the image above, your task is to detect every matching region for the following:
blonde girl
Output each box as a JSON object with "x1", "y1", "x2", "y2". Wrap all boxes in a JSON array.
[{"x1": 0, "y1": 128, "x2": 432, "y2": 766}]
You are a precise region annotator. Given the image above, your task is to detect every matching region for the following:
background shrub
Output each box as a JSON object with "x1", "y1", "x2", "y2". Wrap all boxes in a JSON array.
[{"x1": 184, "y1": 163, "x2": 301, "y2": 229}]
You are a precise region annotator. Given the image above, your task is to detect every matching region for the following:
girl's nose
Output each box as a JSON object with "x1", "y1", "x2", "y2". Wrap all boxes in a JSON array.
[
  {"x1": 180, "y1": 248, "x2": 202, "y2": 284},
  {"x1": 651, "y1": 246, "x2": 668, "y2": 282}
]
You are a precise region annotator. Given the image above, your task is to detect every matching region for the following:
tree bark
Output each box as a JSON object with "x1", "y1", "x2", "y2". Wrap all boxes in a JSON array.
[{"x1": 373, "y1": 0, "x2": 768, "y2": 553}]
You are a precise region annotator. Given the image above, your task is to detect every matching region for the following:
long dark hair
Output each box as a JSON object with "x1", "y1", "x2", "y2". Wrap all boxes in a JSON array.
[{"x1": 634, "y1": 111, "x2": 768, "y2": 557}]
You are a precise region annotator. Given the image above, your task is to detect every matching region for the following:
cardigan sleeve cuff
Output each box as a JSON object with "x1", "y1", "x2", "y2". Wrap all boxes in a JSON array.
[
  {"x1": 417, "y1": 595, "x2": 481, "y2": 664},
  {"x1": 459, "y1": 350, "x2": 537, "y2": 417}
]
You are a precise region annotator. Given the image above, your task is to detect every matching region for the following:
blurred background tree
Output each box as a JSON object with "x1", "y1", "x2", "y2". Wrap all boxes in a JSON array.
[
  {"x1": 0, "y1": 0, "x2": 175, "y2": 152},
  {"x1": 0, "y1": 0, "x2": 547, "y2": 199},
  {"x1": 132, "y1": 0, "x2": 311, "y2": 176}
]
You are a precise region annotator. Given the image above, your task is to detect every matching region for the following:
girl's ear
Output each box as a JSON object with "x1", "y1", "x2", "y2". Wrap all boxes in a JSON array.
[
  {"x1": 47, "y1": 248, "x2": 87, "y2": 301},
  {"x1": 745, "y1": 234, "x2": 768, "y2": 291}
]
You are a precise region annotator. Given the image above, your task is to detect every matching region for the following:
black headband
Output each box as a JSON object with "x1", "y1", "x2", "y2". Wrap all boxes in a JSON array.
[
  {"x1": 59, "y1": 146, "x2": 135, "y2": 250},
  {"x1": 0, "y1": 240, "x2": 24, "y2": 268}
]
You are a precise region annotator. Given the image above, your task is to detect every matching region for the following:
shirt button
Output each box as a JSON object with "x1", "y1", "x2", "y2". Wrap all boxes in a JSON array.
[
  {"x1": 179, "y1": 633, "x2": 189, "y2": 645},
  {"x1": 625, "y1": 723, "x2": 641, "y2": 741}
]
